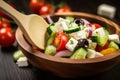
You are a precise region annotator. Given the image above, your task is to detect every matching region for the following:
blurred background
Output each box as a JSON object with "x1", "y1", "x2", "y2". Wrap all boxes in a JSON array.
[
  {"x1": 3, "y1": 0, "x2": 120, "y2": 22},
  {"x1": 0, "y1": 0, "x2": 120, "y2": 80}
]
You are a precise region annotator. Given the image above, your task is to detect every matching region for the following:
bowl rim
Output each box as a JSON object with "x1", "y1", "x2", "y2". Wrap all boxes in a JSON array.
[{"x1": 16, "y1": 12, "x2": 120, "y2": 64}]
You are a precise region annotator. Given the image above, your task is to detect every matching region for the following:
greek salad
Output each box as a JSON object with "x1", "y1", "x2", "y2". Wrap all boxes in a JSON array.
[{"x1": 44, "y1": 16, "x2": 120, "y2": 59}]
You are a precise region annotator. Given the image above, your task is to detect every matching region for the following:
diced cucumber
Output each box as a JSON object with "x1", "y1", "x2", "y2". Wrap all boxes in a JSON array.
[
  {"x1": 66, "y1": 16, "x2": 74, "y2": 22},
  {"x1": 46, "y1": 35, "x2": 55, "y2": 46},
  {"x1": 91, "y1": 35, "x2": 108, "y2": 47},
  {"x1": 92, "y1": 27, "x2": 109, "y2": 47},
  {"x1": 70, "y1": 48, "x2": 87, "y2": 59},
  {"x1": 47, "y1": 23, "x2": 56, "y2": 35},
  {"x1": 108, "y1": 41, "x2": 119, "y2": 50},
  {"x1": 64, "y1": 27, "x2": 80, "y2": 34},
  {"x1": 97, "y1": 36, "x2": 108, "y2": 47},
  {"x1": 91, "y1": 36, "x2": 98, "y2": 42},
  {"x1": 13, "y1": 50, "x2": 25, "y2": 61},
  {"x1": 103, "y1": 27, "x2": 109, "y2": 35},
  {"x1": 45, "y1": 45, "x2": 56, "y2": 56},
  {"x1": 63, "y1": 22, "x2": 80, "y2": 34}
]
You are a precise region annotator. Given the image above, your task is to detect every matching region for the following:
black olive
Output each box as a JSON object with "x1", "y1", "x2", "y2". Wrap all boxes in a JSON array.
[
  {"x1": 74, "y1": 18, "x2": 84, "y2": 26},
  {"x1": 77, "y1": 39, "x2": 89, "y2": 48}
]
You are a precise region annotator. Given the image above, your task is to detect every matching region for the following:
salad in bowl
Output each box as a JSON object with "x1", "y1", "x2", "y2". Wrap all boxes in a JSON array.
[
  {"x1": 44, "y1": 16, "x2": 120, "y2": 59},
  {"x1": 16, "y1": 12, "x2": 120, "y2": 78}
]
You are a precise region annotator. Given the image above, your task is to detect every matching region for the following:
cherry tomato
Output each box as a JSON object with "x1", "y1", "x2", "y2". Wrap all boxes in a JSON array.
[
  {"x1": 39, "y1": 4, "x2": 53, "y2": 15},
  {"x1": 56, "y1": 6, "x2": 71, "y2": 13},
  {"x1": 54, "y1": 32, "x2": 68, "y2": 51},
  {"x1": 92, "y1": 23, "x2": 101, "y2": 29},
  {"x1": 0, "y1": 27, "x2": 15, "y2": 47},
  {"x1": 0, "y1": 19, "x2": 11, "y2": 29},
  {"x1": 96, "y1": 41, "x2": 109, "y2": 52},
  {"x1": 29, "y1": 0, "x2": 46, "y2": 13}
]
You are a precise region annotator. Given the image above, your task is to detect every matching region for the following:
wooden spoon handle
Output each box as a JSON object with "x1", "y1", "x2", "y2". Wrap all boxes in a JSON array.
[{"x1": 0, "y1": 0, "x2": 25, "y2": 24}]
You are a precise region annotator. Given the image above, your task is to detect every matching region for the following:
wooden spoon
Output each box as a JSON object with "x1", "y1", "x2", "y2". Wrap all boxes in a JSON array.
[{"x1": 0, "y1": 0, "x2": 49, "y2": 50}]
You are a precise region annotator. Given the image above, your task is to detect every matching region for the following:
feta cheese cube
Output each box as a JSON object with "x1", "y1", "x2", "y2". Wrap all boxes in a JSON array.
[
  {"x1": 88, "y1": 39, "x2": 97, "y2": 50},
  {"x1": 87, "y1": 49, "x2": 96, "y2": 58},
  {"x1": 77, "y1": 30, "x2": 87, "y2": 39},
  {"x1": 61, "y1": 21, "x2": 68, "y2": 30},
  {"x1": 93, "y1": 27, "x2": 106, "y2": 36},
  {"x1": 66, "y1": 37, "x2": 78, "y2": 52},
  {"x1": 16, "y1": 57, "x2": 29, "y2": 67},
  {"x1": 58, "y1": 17, "x2": 70, "y2": 24},
  {"x1": 95, "y1": 52, "x2": 104, "y2": 57},
  {"x1": 97, "y1": 4, "x2": 116, "y2": 19},
  {"x1": 108, "y1": 34, "x2": 120, "y2": 44},
  {"x1": 87, "y1": 49, "x2": 103, "y2": 58}
]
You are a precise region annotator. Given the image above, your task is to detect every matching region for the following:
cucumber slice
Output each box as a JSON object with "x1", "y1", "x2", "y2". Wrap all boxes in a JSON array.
[
  {"x1": 97, "y1": 36, "x2": 108, "y2": 47},
  {"x1": 13, "y1": 50, "x2": 25, "y2": 61},
  {"x1": 91, "y1": 36, "x2": 98, "y2": 42},
  {"x1": 66, "y1": 16, "x2": 74, "y2": 22},
  {"x1": 46, "y1": 36, "x2": 55, "y2": 46},
  {"x1": 70, "y1": 48, "x2": 87, "y2": 59},
  {"x1": 92, "y1": 33, "x2": 108, "y2": 47},
  {"x1": 63, "y1": 22, "x2": 80, "y2": 34},
  {"x1": 109, "y1": 41, "x2": 119, "y2": 50},
  {"x1": 103, "y1": 27, "x2": 109, "y2": 35},
  {"x1": 45, "y1": 45, "x2": 56, "y2": 55},
  {"x1": 47, "y1": 23, "x2": 55, "y2": 35}
]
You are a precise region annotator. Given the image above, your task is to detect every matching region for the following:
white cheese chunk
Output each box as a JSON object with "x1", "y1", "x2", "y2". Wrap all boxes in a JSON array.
[
  {"x1": 97, "y1": 4, "x2": 116, "y2": 19},
  {"x1": 87, "y1": 49, "x2": 103, "y2": 58},
  {"x1": 95, "y1": 52, "x2": 104, "y2": 57},
  {"x1": 77, "y1": 30, "x2": 87, "y2": 39},
  {"x1": 88, "y1": 39, "x2": 97, "y2": 50},
  {"x1": 65, "y1": 37, "x2": 78, "y2": 52},
  {"x1": 93, "y1": 27, "x2": 106, "y2": 36},
  {"x1": 58, "y1": 17, "x2": 70, "y2": 24},
  {"x1": 61, "y1": 21, "x2": 68, "y2": 30},
  {"x1": 108, "y1": 34, "x2": 120, "y2": 44},
  {"x1": 16, "y1": 57, "x2": 29, "y2": 67},
  {"x1": 87, "y1": 49, "x2": 96, "y2": 58}
]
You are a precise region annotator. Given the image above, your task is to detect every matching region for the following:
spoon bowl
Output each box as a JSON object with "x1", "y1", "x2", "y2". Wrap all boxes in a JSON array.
[{"x1": 0, "y1": 0, "x2": 48, "y2": 50}]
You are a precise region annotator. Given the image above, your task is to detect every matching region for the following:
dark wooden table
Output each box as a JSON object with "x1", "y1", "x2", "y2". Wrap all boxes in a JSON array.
[{"x1": 0, "y1": 0, "x2": 120, "y2": 80}]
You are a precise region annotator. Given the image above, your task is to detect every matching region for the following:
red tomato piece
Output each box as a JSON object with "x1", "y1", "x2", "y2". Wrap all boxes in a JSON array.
[
  {"x1": 96, "y1": 41, "x2": 109, "y2": 52},
  {"x1": 54, "y1": 32, "x2": 68, "y2": 51},
  {"x1": 56, "y1": 6, "x2": 71, "y2": 13},
  {"x1": 0, "y1": 27, "x2": 15, "y2": 47},
  {"x1": 39, "y1": 4, "x2": 53, "y2": 15},
  {"x1": 92, "y1": 23, "x2": 101, "y2": 29}
]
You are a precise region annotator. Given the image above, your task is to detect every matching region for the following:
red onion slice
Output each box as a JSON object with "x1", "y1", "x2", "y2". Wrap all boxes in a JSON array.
[
  {"x1": 82, "y1": 18, "x2": 93, "y2": 39},
  {"x1": 81, "y1": 18, "x2": 90, "y2": 24},
  {"x1": 54, "y1": 50, "x2": 72, "y2": 57},
  {"x1": 46, "y1": 15, "x2": 53, "y2": 24},
  {"x1": 87, "y1": 24, "x2": 93, "y2": 39}
]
